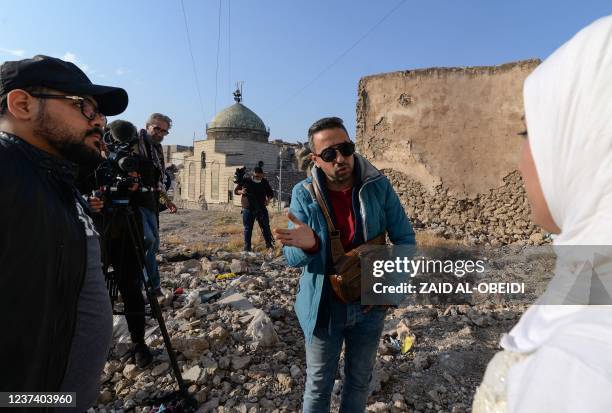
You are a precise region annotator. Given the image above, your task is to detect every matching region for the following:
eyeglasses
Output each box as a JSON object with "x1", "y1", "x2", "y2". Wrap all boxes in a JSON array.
[
  {"x1": 152, "y1": 125, "x2": 169, "y2": 135},
  {"x1": 29, "y1": 93, "x2": 106, "y2": 126},
  {"x1": 314, "y1": 141, "x2": 355, "y2": 162}
]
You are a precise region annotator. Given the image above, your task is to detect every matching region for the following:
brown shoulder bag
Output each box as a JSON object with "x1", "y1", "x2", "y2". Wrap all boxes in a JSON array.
[{"x1": 312, "y1": 180, "x2": 386, "y2": 303}]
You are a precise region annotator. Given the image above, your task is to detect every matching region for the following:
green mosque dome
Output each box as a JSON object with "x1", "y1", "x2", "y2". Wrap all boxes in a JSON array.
[{"x1": 207, "y1": 102, "x2": 268, "y2": 133}]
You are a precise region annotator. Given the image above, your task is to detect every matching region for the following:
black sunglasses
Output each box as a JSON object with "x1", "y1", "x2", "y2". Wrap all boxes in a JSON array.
[{"x1": 314, "y1": 141, "x2": 355, "y2": 162}]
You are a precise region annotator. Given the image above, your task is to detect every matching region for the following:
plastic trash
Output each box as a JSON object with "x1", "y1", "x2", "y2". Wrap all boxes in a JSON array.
[
  {"x1": 199, "y1": 290, "x2": 221, "y2": 303},
  {"x1": 383, "y1": 335, "x2": 401, "y2": 351},
  {"x1": 215, "y1": 272, "x2": 239, "y2": 281},
  {"x1": 185, "y1": 290, "x2": 200, "y2": 307},
  {"x1": 401, "y1": 335, "x2": 415, "y2": 354}
]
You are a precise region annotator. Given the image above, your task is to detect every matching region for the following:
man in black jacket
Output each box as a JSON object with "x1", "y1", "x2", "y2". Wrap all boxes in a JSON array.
[
  {"x1": 0, "y1": 55, "x2": 128, "y2": 412},
  {"x1": 77, "y1": 119, "x2": 154, "y2": 368},
  {"x1": 234, "y1": 167, "x2": 275, "y2": 251}
]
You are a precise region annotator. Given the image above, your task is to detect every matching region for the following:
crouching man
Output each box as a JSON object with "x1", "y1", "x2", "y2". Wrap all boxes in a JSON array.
[{"x1": 274, "y1": 117, "x2": 415, "y2": 412}]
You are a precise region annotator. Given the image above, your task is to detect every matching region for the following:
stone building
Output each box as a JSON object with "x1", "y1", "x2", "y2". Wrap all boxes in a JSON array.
[
  {"x1": 177, "y1": 90, "x2": 305, "y2": 210},
  {"x1": 162, "y1": 144, "x2": 193, "y2": 168},
  {"x1": 356, "y1": 59, "x2": 547, "y2": 245}
]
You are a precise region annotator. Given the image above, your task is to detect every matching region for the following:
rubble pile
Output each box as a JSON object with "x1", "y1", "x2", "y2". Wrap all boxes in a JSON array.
[
  {"x1": 385, "y1": 170, "x2": 549, "y2": 246},
  {"x1": 91, "y1": 211, "x2": 552, "y2": 413},
  {"x1": 97, "y1": 248, "x2": 306, "y2": 413}
]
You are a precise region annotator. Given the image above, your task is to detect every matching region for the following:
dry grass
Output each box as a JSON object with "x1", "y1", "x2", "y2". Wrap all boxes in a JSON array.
[
  {"x1": 166, "y1": 210, "x2": 462, "y2": 257},
  {"x1": 214, "y1": 211, "x2": 468, "y2": 254},
  {"x1": 185, "y1": 241, "x2": 213, "y2": 256},
  {"x1": 210, "y1": 223, "x2": 243, "y2": 236},
  {"x1": 415, "y1": 230, "x2": 466, "y2": 248},
  {"x1": 269, "y1": 210, "x2": 290, "y2": 229},
  {"x1": 164, "y1": 234, "x2": 184, "y2": 245},
  {"x1": 223, "y1": 238, "x2": 245, "y2": 252},
  {"x1": 196, "y1": 208, "x2": 291, "y2": 254},
  {"x1": 213, "y1": 215, "x2": 238, "y2": 226},
  {"x1": 216, "y1": 209, "x2": 290, "y2": 254}
]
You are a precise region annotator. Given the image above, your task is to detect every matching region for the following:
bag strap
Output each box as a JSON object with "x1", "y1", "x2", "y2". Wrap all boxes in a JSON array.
[{"x1": 312, "y1": 177, "x2": 346, "y2": 262}]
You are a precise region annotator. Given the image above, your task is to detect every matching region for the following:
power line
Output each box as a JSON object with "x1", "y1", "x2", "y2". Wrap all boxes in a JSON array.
[
  {"x1": 214, "y1": 0, "x2": 222, "y2": 114},
  {"x1": 179, "y1": 0, "x2": 206, "y2": 126},
  {"x1": 270, "y1": 0, "x2": 408, "y2": 115},
  {"x1": 228, "y1": 0, "x2": 232, "y2": 102}
]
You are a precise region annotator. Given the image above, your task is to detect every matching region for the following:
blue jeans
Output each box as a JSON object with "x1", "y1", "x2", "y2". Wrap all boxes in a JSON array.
[
  {"x1": 139, "y1": 206, "x2": 160, "y2": 290},
  {"x1": 303, "y1": 298, "x2": 387, "y2": 413},
  {"x1": 242, "y1": 208, "x2": 274, "y2": 251}
]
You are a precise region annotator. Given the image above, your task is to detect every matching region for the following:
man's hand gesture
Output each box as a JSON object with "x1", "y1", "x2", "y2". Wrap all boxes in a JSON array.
[
  {"x1": 273, "y1": 212, "x2": 316, "y2": 250},
  {"x1": 165, "y1": 199, "x2": 178, "y2": 213},
  {"x1": 87, "y1": 196, "x2": 104, "y2": 213}
]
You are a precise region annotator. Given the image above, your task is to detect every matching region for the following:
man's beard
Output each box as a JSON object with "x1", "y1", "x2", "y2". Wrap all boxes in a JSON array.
[
  {"x1": 34, "y1": 110, "x2": 103, "y2": 165},
  {"x1": 329, "y1": 163, "x2": 353, "y2": 182}
]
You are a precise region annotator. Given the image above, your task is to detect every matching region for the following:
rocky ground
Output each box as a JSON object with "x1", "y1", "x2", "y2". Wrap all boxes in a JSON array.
[{"x1": 91, "y1": 209, "x2": 555, "y2": 413}]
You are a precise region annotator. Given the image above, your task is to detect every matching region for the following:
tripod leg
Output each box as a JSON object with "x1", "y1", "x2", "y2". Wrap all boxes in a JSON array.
[
  {"x1": 122, "y1": 208, "x2": 190, "y2": 397},
  {"x1": 102, "y1": 210, "x2": 120, "y2": 310}
]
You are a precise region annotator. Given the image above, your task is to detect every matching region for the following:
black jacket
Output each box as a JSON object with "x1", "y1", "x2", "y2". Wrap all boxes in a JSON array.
[
  {"x1": 234, "y1": 177, "x2": 274, "y2": 211},
  {"x1": 0, "y1": 132, "x2": 88, "y2": 398}
]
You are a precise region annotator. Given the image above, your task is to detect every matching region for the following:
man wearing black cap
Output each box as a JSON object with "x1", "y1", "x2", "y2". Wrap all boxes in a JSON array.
[{"x1": 0, "y1": 55, "x2": 128, "y2": 411}]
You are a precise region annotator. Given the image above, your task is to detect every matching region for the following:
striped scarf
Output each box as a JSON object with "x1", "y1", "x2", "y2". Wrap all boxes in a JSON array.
[{"x1": 138, "y1": 129, "x2": 165, "y2": 191}]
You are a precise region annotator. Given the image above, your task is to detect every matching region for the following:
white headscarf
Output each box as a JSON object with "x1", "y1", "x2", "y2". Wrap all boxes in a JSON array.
[
  {"x1": 524, "y1": 16, "x2": 612, "y2": 245},
  {"x1": 501, "y1": 15, "x2": 612, "y2": 380}
]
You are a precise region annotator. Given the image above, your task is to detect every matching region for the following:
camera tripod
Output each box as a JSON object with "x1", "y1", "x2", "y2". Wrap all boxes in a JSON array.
[{"x1": 100, "y1": 199, "x2": 196, "y2": 411}]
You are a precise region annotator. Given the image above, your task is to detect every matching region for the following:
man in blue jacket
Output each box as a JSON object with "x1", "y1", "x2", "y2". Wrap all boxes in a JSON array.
[{"x1": 274, "y1": 117, "x2": 415, "y2": 412}]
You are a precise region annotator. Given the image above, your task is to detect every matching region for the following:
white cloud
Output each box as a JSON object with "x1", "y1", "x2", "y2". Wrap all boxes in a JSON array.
[
  {"x1": 61, "y1": 52, "x2": 91, "y2": 74},
  {"x1": 115, "y1": 67, "x2": 132, "y2": 76},
  {"x1": 0, "y1": 48, "x2": 25, "y2": 57},
  {"x1": 61, "y1": 52, "x2": 119, "y2": 80},
  {"x1": 62, "y1": 52, "x2": 77, "y2": 62}
]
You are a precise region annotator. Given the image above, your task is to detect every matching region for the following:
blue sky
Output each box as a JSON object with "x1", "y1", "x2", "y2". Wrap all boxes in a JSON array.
[{"x1": 1, "y1": 1, "x2": 610, "y2": 146}]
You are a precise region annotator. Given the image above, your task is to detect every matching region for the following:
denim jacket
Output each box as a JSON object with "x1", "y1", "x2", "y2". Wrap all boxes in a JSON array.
[{"x1": 283, "y1": 153, "x2": 416, "y2": 344}]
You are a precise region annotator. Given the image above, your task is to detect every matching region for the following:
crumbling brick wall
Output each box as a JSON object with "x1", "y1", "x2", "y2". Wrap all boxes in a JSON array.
[{"x1": 356, "y1": 59, "x2": 548, "y2": 245}]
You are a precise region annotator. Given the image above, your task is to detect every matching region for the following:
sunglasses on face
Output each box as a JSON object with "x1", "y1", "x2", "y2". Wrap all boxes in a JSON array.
[
  {"x1": 314, "y1": 141, "x2": 356, "y2": 162},
  {"x1": 29, "y1": 93, "x2": 106, "y2": 126}
]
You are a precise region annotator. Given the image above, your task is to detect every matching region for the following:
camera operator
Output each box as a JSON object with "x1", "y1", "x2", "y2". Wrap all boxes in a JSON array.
[
  {"x1": 0, "y1": 55, "x2": 128, "y2": 412},
  {"x1": 77, "y1": 119, "x2": 155, "y2": 368},
  {"x1": 234, "y1": 166, "x2": 275, "y2": 252},
  {"x1": 136, "y1": 113, "x2": 177, "y2": 297}
]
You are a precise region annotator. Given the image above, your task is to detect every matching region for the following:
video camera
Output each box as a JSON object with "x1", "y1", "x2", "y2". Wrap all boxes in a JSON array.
[
  {"x1": 95, "y1": 120, "x2": 196, "y2": 409},
  {"x1": 234, "y1": 161, "x2": 264, "y2": 186},
  {"x1": 234, "y1": 166, "x2": 247, "y2": 186},
  {"x1": 95, "y1": 120, "x2": 154, "y2": 207}
]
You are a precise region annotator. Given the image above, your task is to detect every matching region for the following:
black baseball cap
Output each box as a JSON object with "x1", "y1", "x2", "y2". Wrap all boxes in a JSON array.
[{"x1": 0, "y1": 55, "x2": 128, "y2": 116}]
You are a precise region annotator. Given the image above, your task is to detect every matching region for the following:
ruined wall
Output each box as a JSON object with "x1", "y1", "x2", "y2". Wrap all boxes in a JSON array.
[{"x1": 356, "y1": 60, "x2": 547, "y2": 246}]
